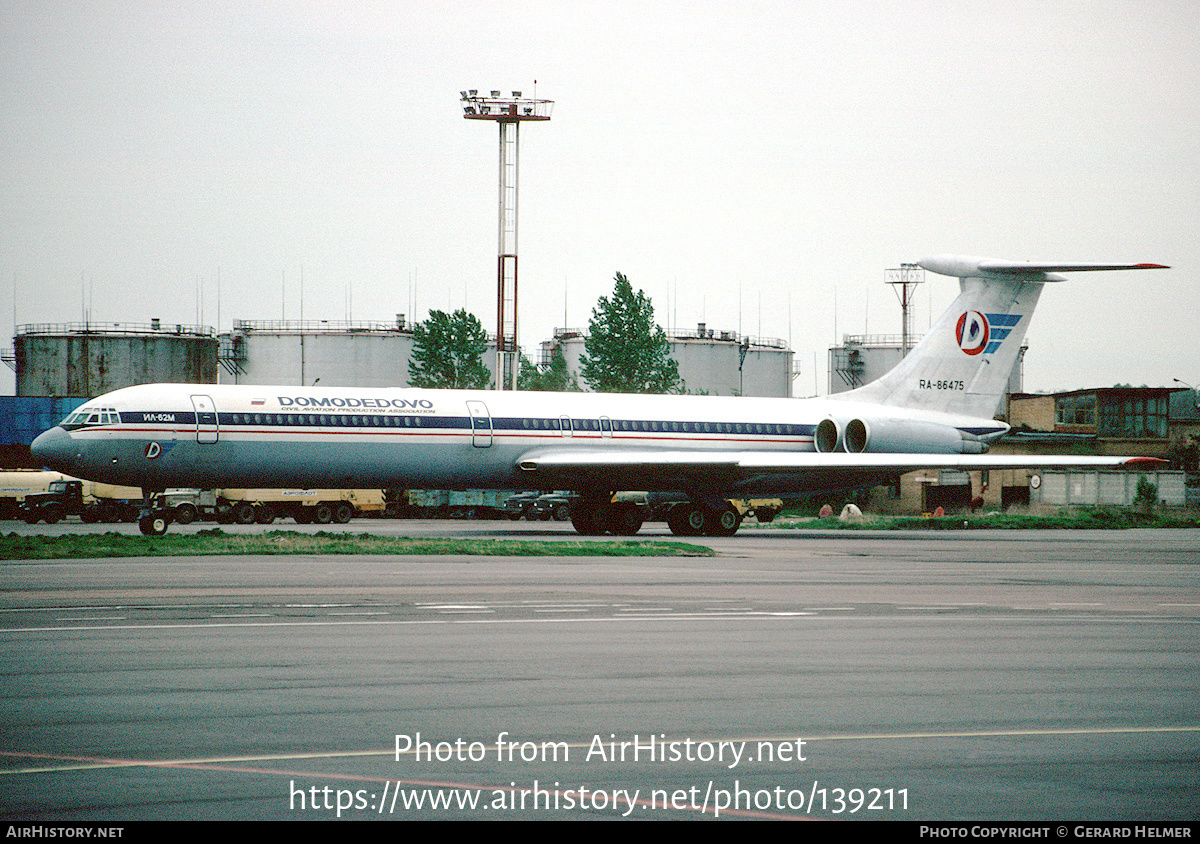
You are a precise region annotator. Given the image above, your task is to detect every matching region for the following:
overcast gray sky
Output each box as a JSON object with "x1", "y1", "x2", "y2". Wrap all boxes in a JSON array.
[{"x1": 2, "y1": 0, "x2": 1197, "y2": 397}]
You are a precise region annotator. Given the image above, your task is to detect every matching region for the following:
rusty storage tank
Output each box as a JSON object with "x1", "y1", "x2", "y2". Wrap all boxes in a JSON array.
[{"x1": 15, "y1": 321, "x2": 218, "y2": 397}]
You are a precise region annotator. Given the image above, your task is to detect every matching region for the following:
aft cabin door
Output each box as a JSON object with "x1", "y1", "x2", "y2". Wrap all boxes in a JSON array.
[
  {"x1": 466, "y1": 400, "x2": 492, "y2": 448},
  {"x1": 190, "y1": 395, "x2": 219, "y2": 444}
]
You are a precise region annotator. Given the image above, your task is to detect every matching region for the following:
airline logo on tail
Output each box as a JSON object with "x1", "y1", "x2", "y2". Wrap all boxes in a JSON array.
[{"x1": 955, "y1": 312, "x2": 1023, "y2": 356}]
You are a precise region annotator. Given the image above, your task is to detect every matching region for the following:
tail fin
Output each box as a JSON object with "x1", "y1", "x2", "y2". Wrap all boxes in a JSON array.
[{"x1": 839, "y1": 255, "x2": 1168, "y2": 418}]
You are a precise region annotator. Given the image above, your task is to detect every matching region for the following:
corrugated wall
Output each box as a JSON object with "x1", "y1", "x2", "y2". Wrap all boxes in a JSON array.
[
  {"x1": 0, "y1": 396, "x2": 89, "y2": 445},
  {"x1": 1035, "y1": 470, "x2": 1186, "y2": 507}
]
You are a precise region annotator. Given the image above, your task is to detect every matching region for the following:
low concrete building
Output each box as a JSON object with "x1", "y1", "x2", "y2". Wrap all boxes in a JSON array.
[
  {"x1": 862, "y1": 386, "x2": 1185, "y2": 515},
  {"x1": 1033, "y1": 469, "x2": 1186, "y2": 507}
]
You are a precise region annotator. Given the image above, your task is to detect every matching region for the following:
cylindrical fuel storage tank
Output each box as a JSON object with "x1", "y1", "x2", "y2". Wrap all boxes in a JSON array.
[
  {"x1": 218, "y1": 319, "x2": 500, "y2": 389},
  {"x1": 15, "y1": 322, "x2": 218, "y2": 397}
]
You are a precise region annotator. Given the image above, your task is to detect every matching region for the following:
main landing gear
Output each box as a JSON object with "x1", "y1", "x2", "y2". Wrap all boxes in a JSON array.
[
  {"x1": 570, "y1": 501, "x2": 645, "y2": 536},
  {"x1": 665, "y1": 502, "x2": 742, "y2": 537},
  {"x1": 568, "y1": 496, "x2": 744, "y2": 538}
]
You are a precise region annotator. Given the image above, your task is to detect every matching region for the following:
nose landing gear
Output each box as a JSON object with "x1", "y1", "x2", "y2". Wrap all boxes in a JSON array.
[{"x1": 138, "y1": 489, "x2": 173, "y2": 536}]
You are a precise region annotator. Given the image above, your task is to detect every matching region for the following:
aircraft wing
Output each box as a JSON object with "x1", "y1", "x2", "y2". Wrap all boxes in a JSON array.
[{"x1": 516, "y1": 449, "x2": 1165, "y2": 494}]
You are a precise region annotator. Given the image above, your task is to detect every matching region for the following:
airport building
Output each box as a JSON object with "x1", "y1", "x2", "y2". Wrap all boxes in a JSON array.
[
  {"x1": 544, "y1": 324, "x2": 797, "y2": 397},
  {"x1": 862, "y1": 386, "x2": 1192, "y2": 514},
  {"x1": 1169, "y1": 388, "x2": 1200, "y2": 472}
]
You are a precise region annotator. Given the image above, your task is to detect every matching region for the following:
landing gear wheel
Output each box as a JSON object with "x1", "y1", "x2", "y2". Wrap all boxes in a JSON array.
[
  {"x1": 704, "y1": 505, "x2": 743, "y2": 537},
  {"x1": 606, "y1": 503, "x2": 645, "y2": 536},
  {"x1": 570, "y1": 504, "x2": 605, "y2": 536},
  {"x1": 139, "y1": 514, "x2": 170, "y2": 536}
]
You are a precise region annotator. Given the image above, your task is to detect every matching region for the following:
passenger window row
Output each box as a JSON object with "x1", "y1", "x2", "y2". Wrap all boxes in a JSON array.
[{"x1": 64, "y1": 409, "x2": 808, "y2": 438}]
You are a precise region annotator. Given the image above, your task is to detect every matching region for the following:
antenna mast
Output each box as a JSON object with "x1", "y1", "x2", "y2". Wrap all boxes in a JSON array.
[{"x1": 886, "y1": 263, "x2": 925, "y2": 358}]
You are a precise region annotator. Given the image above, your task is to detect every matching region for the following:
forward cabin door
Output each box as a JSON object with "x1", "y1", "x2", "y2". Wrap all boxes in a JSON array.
[
  {"x1": 190, "y1": 395, "x2": 219, "y2": 444},
  {"x1": 466, "y1": 400, "x2": 492, "y2": 448}
]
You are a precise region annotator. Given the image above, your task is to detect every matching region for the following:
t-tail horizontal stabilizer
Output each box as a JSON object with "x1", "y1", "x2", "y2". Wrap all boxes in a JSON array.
[
  {"x1": 837, "y1": 255, "x2": 1169, "y2": 419},
  {"x1": 920, "y1": 255, "x2": 1169, "y2": 281}
]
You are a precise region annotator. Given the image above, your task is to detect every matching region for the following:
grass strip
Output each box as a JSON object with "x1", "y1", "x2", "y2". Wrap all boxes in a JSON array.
[
  {"x1": 773, "y1": 509, "x2": 1200, "y2": 531},
  {"x1": 0, "y1": 529, "x2": 714, "y2": 560}
]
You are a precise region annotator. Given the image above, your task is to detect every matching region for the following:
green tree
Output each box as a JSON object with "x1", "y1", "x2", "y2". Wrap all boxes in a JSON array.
[
  {"x1": 518, "y1": 344, "x2": 579, "y2": 392},
  {"x1": 1134, "y1": 475, "x2": 1158, "y2": 512},
  {"x1": 407, "y1": 309, "x2": 492, "y2": 389},
  {"x1": 579, "y1": 272, "x2": 682, "y2": 394}
]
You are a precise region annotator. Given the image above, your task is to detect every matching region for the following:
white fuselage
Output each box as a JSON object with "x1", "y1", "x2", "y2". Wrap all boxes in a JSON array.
[{"x1": 31, "y1": 383, "x2": 1006, "y2": 495}]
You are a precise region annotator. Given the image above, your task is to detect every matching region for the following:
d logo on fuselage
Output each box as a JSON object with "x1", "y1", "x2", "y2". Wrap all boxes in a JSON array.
[
  {"x1": 145, "y1": 442, "x2": 161, "y2": 460},
  {"x1": 955, "y1": 311, "x2": 990, "y2": 356}
]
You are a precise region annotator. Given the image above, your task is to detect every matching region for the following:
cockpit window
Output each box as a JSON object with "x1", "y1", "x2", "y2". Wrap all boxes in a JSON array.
[
  {"x1": 60, "y1": 410, "x2": 88, "y2": 430},
  {"x1": 60, "y1": 407, "x2": 117, "y2": 431}
]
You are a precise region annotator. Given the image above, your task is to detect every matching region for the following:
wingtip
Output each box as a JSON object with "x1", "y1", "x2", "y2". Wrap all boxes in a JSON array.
[{"x1": 1121, "y1": 457, "x2": 1170, "y2": 467}]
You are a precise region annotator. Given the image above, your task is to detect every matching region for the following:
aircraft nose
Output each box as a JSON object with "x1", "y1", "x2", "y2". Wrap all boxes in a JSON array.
[{"x1": 31, "y1": 427, "x2": 75, "y2": 472}]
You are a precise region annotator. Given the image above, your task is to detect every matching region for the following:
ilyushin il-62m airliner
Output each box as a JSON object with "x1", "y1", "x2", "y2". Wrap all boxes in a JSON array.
[{"x1": 32, "y1": 255, "x2": 1168, "y2": 536}]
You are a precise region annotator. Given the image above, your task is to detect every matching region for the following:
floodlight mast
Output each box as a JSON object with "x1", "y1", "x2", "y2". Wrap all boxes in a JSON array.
[{"x1": 461, "y1": 88, "x2": 553, "y2": 389}]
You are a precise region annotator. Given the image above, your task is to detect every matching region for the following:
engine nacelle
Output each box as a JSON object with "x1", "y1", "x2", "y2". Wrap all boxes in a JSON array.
[
  {"x1": 814, "y1": 417, "x2": 845, "y2": 453},
  {"x1": 844, "y1": 417, "x2": 985, "y2": 454}
]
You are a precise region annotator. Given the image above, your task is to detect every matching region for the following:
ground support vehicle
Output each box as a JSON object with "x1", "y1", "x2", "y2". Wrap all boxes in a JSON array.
[
  {"x1": 18, "y1": 479, "x2": 141, "y2": 524},
  {"x1": 407, "y1": 489, "x2": 513, "y2": 519},
  {"x1": 641, "y1": 493, "x2": 784, "y2": 536},
  {"x1": 1, "y1": 470, "x2": 66, "y2": 520},
  {"x1": 12, "y1": 474, "x2": 142, "y2": 524},
  {"x1": 19, "y1": 479, "x2": 88, "y2": 524},
  {"x1": 528, "y1": 493, "x2": 574, "y2": 521},
  {"x1": 160, "y1": 488, "x2": 378, "y2": 526},
  {"x1": 86, "y1": 482, "x2": 144, "y2": 523},
  {"x1": 502, "y1": 491, "x2": 542, "y2": 520}
]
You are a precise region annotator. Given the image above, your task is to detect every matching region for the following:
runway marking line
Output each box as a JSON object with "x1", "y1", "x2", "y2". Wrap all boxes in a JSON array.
[
  {"x1": 0, "y1": 612, "x2": 824, "y2": 632},
  {"x1": 0, "y1": 749, "x2": 804, "y2": 820}
]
